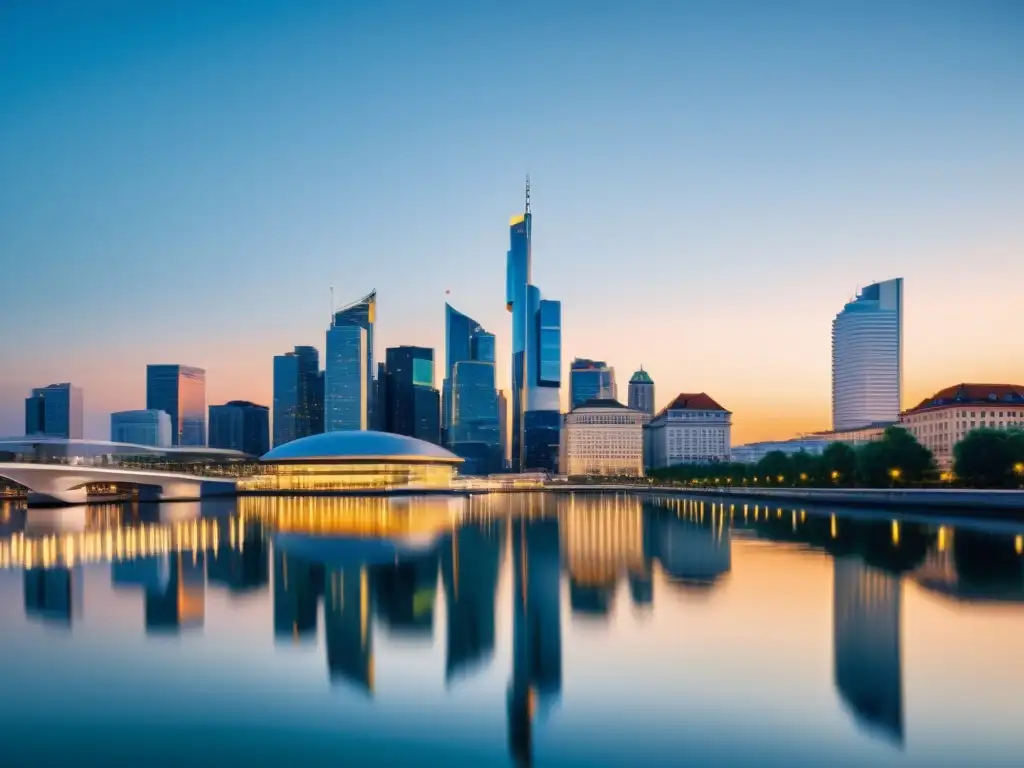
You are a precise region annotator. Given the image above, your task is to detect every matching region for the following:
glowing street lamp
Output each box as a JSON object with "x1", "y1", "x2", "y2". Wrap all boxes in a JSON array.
[
  {"x1": 889, "y1": 468, "x2": 902, "y2": 482},
  {"x1": 777, "y1": 475, "x2": 785, "y2": 484},
  {"x1": 799, "y1": 473, "x2": 808, "y2": 482},
  {"x1": 830, "y1": 470, "x2": 840, "y2": 481}
]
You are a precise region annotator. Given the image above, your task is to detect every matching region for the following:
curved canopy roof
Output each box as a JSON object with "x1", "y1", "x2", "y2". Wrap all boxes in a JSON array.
[{"x1": 261, "y1": 430, "x2": 462, "y2": 464}]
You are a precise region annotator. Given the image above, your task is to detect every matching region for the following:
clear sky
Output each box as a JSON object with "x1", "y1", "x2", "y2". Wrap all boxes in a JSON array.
[{"x1": 1, "y1": 0, "x2": 1022, "y2": 444}]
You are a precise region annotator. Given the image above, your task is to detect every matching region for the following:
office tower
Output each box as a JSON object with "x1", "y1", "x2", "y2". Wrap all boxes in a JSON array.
[
  {"x1": 506, "y1": 179, "x2": 562, "y2": 472},
  {"x1": 146, "y1": 365, "x2": 207, "y2": 446},
  {"x1": 325, "y1": 323, "x2": 368, "y2": 431},
  {"x1": 833, "y1": 556, "x2": 904, "y2": 744},
  {"x1": 374, "y1": 362, "x2": 388, "y2": 431},
  {"x1": 383, "y1": 346, "x2": 441, "y2": 444},
  {"x1": 272, "y1": 346, "x2": 322, "y2": 447},
  {"x1": 333, "y1": 290, "x2": 376, "y2": 427},
  {"x1": 832, "y1": 278, "x2": 903, "y2": 431},
  {"x1": 110, "y1": 409, "x2": 172, "y2": 447},
  {"x1": 451, "y1": 360, "x2": 502, "y2": 474},
  {"x1": 569, "y1": 359, "x2": 616, "y2": 409},
  {"x1": 628, "y1": 367, "x2": 655, "y2": 417},
  {"x1": 444, "y1": 303, "x2": 487, "y2": 439},
  {"x1": 24, "y1": 382, "x2": 83, "y2": 439},
  {"x1": 208, "y1": 400, "x2": 270, "y2": 456},
  {"x1": 497, "y1": 389, "x2": 509, "y2": 469}
]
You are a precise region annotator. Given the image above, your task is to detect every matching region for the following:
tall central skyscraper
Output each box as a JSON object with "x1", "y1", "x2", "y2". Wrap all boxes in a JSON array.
[
  {"x1": 506, "y1": 179, "x2": 562, "y2": 472},
  {"x1": 146, "y1": 365, "x2": 206, "y2": 446},
  {"x1": 831, "y1": 278, "x2": 903, "y2": 431}
]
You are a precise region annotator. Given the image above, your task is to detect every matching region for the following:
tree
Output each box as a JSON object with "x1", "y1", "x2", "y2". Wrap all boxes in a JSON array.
[
  {"x1": 856, "y1": 426, "x2": 935, "y2": 486},
  {"x1": 757, "y1": 451, "x2": 792, "y2": 484},
  {"x1": 821, "y1": 442, "x2": 856, "y2": 485},
  {"x1": 789, "y1": 450, "x2": 823, "y2": 484},
  {"x1": 954, "y1": 429, "x2": 1024, "y2": 488}
]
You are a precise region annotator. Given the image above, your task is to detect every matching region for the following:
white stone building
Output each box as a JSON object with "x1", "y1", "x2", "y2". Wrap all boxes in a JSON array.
[
  {"x1": 644, "y1": 393, "x2": 731, "y2": 469},
  {"x1": 559, "y1": 399, "x2": 646, "y2": 477}
]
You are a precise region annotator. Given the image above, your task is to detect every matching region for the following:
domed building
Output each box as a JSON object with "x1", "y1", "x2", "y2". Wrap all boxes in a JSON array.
[{"x1": 239, "y1": 431, "x2": 464, "y2": 493}]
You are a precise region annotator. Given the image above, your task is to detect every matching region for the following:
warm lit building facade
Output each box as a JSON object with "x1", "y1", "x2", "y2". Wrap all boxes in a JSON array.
[
  {"x1": 560, "y1": 399, "x2": 646, "y2": 477},
  {"x1": 900, "y1": 383, "x2": 1024, "y2": 468},
  {"x1": 644, "y1": 393, "x2": 731, "y2": 469}
]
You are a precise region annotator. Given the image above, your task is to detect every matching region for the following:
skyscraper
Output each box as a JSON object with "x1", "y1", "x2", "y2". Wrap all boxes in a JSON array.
[
  {"x1": 325, "y1": 323, "x2": 368, "y2": 431},
  {"x1": 24, "y1": 382, "x2": 83, "y2": 439},
  {"x1": 507, "y1": 179, "x2": 562, "y2": 473},
  {"x1": 333, "y1": 290, "x2": 376, "y2": 427},
  {"x1": 569, "y1": 359, "x2": 616, "y2": 409},
  {"x1": 497, "y1": 389, "x2": 509, "y2": 469},
  {"x1": 383, "y1": 346, "x2": 441, "y2": 444},
  {"x1": 110, "y1": 409, "x2": 172, "y2": 447},
  {"x1": 146, "y1": 365, "x2": 207, "y2": 446},
  {"x1": 628, "y1": 367, "x2": 655, "y2": 417},
  {"x1": 831, "y1": 278, "x2": 903, "y2": 431},
  {"x1": 208, "y1": 400, "x2": 270, "y2": 456},
  {"x1": 273, "y1": 346, "x2": 322, "y2": 447}
]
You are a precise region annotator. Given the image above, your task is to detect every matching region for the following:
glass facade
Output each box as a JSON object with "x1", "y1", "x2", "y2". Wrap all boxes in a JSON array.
[
  {"x1": 450, "y1": 360, "x2": 501, "y2": 475},
  {"x1": 146, "y1": 366, "x2": 206, "y2": 446},
  {"x1": 209, "y1": 400, "x2": 270, "y2": 457},
  {"x1": 239, "y1": 461, "x2": 456, "y2": 492},
  {"x1": 273, "y1": 346, "x2": 322, "y2": 447},
  {"x1": 569, "y1": 359, "x2": 617, "y2": 409},
  {"x1": 832, "y1": 278, "x2": 903, "y2": 431},
  {"x1": 506, "y1": 186, "x2": 562, "y2": 473},
  {"x1": 383, "y1": 346, "x2": 441, "y2": 445},
  {"x1": 325, "y1": 325, "x2": 368, "y2": 431},
  {"x1": 24, "y1": 382, "x2": 83, "y2": 439},
  {"x1": 443, "y1": 304, "x2": 498, "y2": 455},
  {"x1": 333, "y1": 291, "x2": 376, "y2": 428},
  {"x1": 110, "y1": 409, "x2": 172, "y2": 447}
]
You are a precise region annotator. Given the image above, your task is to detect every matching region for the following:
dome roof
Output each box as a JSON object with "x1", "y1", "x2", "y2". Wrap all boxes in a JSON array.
[
  {"x1": 630, "y1": 368, "x2": 653, "y2": 384},
  {"x1": 261, "y1": 430, "x2": 462, "y2": 463}
]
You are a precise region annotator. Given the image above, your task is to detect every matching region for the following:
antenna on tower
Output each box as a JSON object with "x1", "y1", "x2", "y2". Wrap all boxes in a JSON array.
[
  {"x1": 330, "y1": 286, "x2": 335, "y2": 326},
  {"x1": 525, "y1": 174, "x2": 531, "y2": 214}
]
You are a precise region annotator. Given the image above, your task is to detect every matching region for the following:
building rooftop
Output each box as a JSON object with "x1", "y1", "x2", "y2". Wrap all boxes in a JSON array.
[
  {"x1": 261, "y1": 430, "x2": 462, "y2": 464},
  {"x1": 0, "y1": 437, "x2": 250, "y2": 459},
  {"x1": 656, "y1": 393, "x2": 729, "y2": 417},
  {"x1": 904, "y1": 383, "x2": 1024, "y2": 414},
  {"x1": 218, "y1": 400, "x2": 269, "y2": 410},
  {"x1": 629, "y1": 368, "x2": 653, "y2": 384},
  {"x1": 572, "y1": 398, "x2": 630, "y2": 411}
]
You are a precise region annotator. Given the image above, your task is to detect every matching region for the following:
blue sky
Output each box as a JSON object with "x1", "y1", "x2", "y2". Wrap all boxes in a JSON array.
[{"x1": 1, "y1": 0, "x2": 1022, "y2": 441}]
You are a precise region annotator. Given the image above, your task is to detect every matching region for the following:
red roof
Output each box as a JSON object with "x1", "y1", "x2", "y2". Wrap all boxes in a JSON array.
[
  {"x1": 656, "y1": 392, "x2": 730, "y2": 419},
  {"x1": 903, "y1": 383, "x2": 1024, "y2": 414}
]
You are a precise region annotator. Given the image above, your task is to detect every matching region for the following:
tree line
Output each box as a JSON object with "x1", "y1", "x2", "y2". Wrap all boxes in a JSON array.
[{"x1": 646, "y1": 426, "x2": 1024, "y2": 489}]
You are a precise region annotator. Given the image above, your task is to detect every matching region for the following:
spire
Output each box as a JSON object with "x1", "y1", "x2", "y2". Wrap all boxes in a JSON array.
[{"x1": 525, "y1": 174, "x2": 531, "y2": 214}]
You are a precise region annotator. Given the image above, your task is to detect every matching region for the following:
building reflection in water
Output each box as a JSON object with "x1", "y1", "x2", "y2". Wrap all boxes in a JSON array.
[
  {"x1": 441, "y1": 521, "x2": 503, "y2": 684},
  {"x1": 24, "y1": 565, "x2": 81, "y2": 626},
  {"x1": 207, "y1": 517, "x2": 269, "y2": 594},
  {"x1": 508, "y1": 515, "x2": 562, "y2": 767},
  {"x1": 325, "y1": 565, "x2": 375, "y2": 693},
  {"x1": 112, "y1": 552, "x2": 206, "y2": 633},
  {"x1": 273, "y1": 551, "x2": 322, "y2": 643},
  {"x1": 374, "y1": 552, "x2": 439, "y2": 640},
  {"x1": 655, "y1": 499, "x2": 732, "y2": 590},
  {"x1": 833, "y1": 556, "x2": 904, "y2": 746}
]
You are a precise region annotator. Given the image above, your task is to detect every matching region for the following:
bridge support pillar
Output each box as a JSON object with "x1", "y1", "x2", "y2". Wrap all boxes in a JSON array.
[{"x1": 139, "y1": 480, "x2": 205, "y2": 502}]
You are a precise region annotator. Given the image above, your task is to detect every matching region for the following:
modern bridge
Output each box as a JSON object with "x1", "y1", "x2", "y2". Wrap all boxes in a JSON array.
[{"x1": 0, "y1": 463, "x2": 238, "y2": 505}]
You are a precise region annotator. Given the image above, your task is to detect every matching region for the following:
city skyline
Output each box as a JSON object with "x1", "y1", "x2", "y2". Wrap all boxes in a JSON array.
[{"x1": 2, "y1": 1, "x2": 1023, "y2": 444}]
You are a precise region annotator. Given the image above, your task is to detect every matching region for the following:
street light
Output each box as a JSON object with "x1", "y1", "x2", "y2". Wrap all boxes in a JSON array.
[
  {"x1": 889, "y1": 468, "x2": 902, "y2": 482},
  {"x1": 799, "y1": 473, "x2": 808, "y2": 482},
  {"x1": 777, "y1": 475, "x2": 785, "y2": 484},
  {"x1": 830, "y1": 470, "x2": 840, "y2": 482}
]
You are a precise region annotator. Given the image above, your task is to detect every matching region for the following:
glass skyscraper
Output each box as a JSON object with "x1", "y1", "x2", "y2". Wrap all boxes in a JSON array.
[
  {"x1": 506, "y1": 180, "x2": 562, "y2": 472},
  {"x1": 831, "y1": 278, "x2": 903, "y2": 431},
  {"x1": 110, "y1": 409, "x2": 172, "y2": 447},
  {"x1": 24, "y1": 382, "x2": 83, "y2": 439},
  {"x1": 569, "y1": 359, "x2": 616, "y2": 409},
  {"x1": 146, "y1": 365, "x2": 206, "y2": 446},
  {"x1": 325, "y1": 323, "x2": 368, "y2": 431},
  {"x1": 333, "y1": 291, "x2": 376, "y2": 427},
  {"x1": 208, "y1": 400, "x2": 270, "y2": 456},
  {"x1": 383, "y1": 345, "x2": 440, "y2": 444},
  {"x1": 273, "y1": 346, "x2": 322, "y2": 447}
]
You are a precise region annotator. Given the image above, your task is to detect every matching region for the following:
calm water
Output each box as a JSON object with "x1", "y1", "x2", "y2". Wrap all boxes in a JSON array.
[{"x1": 1, "y1": 493, "x2": 1023, "y2": 767}]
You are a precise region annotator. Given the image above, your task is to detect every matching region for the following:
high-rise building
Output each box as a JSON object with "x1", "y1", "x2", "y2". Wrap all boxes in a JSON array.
[
  {"x1": 24, "y1": 382, "x2": 83, "y2": 439},
  {"x1": 273, "y1": 346, "x2": 322, "y2": 447},
  {"x1": 450, "y1": 360, "x2": 502, "y2": 475},
  {"x1": 146, "y1": 365, "x2": 207, "y2": 446},
  {"x1": 497, "y1": 389, "x2": 509, "y2": 469},
  {"x1": 444, "y1": 304, "x2": 488, "y2": 439},
  {"x1": 569, "y1": 359, "x2": 616, "y2": 409},
  {"x1": 333, "y1": 290, "x2": 376, "y2": 428},
  {"x1": 506, "y1": 179, "x2": 562, "y2": 473},
  {"x1": 110, "y1": 409, "x2": 172, "y2": 447},
  {"x1": 382, "y1": 346, "x2": 441, "y2": 444},
  {"x1": 325, "y1": 323, "x2": 368, "y2": 431},
  {"x1": 832, "y1": 278, "x2": 903, "y2": 431},
  {"x1": 628, "y1": 367, "x2": 655, "y2": 417},
  {"x1": 208, "y1": 400, "x2": 270, "y2": 456},
  {"x1": 644, "y1": 392, "x2": 732, "y2": 468}
]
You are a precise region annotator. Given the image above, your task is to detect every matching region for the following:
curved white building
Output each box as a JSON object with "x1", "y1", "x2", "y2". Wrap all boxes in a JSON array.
[{"x1": 832, "y1": 278, "x2": 903, "y2": 431}]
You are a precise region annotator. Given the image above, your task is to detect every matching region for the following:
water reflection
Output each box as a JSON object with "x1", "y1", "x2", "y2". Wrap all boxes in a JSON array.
[{"x1": 1, "y1": 494, "x2": 1024, "y2": 765}]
